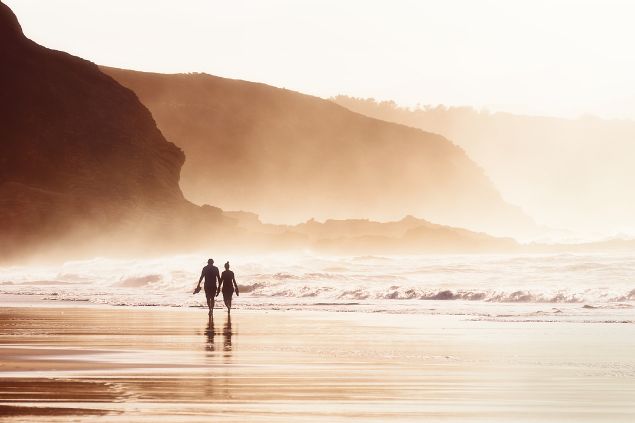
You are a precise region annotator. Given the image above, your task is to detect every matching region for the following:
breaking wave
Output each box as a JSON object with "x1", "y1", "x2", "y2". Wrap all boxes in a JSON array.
[{"x1": 1, "y1": 253, "x2": 634, "y2": 321}]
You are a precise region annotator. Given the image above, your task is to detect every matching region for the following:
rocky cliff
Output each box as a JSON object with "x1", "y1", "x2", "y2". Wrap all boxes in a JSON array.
[
  {"x1": 0, "y1": 1, "x2": 527, "y2": 261},
  {"x1": 0, "y1": 1, "x2": 227, "y2": 260},
  {"x1": 103, "y1": 67, "x2": 534, "y2": 237}
]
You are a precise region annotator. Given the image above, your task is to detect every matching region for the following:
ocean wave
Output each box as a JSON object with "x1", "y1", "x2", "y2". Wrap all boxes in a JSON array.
[
  {"x1": 1, "y1": 253, "x2": 635, "y2": 320},
  {"x1": 614, "y1": 288, "x2": 635, "y2": 301},
  {"x1": 237, "y1": 281, "x2": 632, "y2": 304},
  {"x1": 21, "y1": 280, "x2": 75, "y2": 286},
  {"x1": 117, "y1": 274, "x2": 163, "y2": 287},
  {"x1": 3, "y1": 281, "x2": 634, "y2": 306}
]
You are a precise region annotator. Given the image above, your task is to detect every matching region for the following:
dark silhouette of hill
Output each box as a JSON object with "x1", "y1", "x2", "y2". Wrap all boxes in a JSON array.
[
  {"x1": 332, "y1": 96, "x2": 635, "y2": 236},
  {"x1": 0, "y1": 1, "x2": 232, "y2": 260},
  {"x1": 0, "y1": 2, "x2": 529, "y2": 261},
  {"x1": 103, "y1": 67, "x2": 535, "y2": 238},
  {"x1": 3, "y1": 1, "x2": 630, "y2": 259}
]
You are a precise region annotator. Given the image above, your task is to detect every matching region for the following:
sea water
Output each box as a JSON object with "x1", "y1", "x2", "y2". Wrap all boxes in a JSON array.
[{"x1": 1, "y1": 252, "x2": 633, "y2": 323}]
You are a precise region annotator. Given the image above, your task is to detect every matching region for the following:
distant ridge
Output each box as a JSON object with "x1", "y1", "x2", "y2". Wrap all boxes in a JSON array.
[
  {"x1": 331, "y1": 95, "x2": 635, "y2": 236},
  {"x1": 103, "y1": 67, "x2": 536, "y2": 238}
]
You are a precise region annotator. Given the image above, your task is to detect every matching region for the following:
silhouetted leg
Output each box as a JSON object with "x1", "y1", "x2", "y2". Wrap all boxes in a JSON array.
[
  {"x1": 223, "y1": 294, "x2": 232, "y2": 313},
  {"x1": 207, "y1": 296, "x2": 215, "y2": 316}
]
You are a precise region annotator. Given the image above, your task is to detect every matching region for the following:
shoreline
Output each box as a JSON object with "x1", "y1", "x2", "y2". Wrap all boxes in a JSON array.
[
  {"x1": 2, "y1": 293, "x2": 633, "y2": 327},
  {"x1": 1, "y1": 303, "x2": 634, "y2": 422}
]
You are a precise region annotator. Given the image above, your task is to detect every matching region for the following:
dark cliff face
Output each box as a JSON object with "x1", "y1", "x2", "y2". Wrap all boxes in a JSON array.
[
  {"x1": 0, "y1": 2, "x2": 185, "y2": 203},
  {"x1": 0, "y1": 2, "x2": 519, "y2": 262},
  {"x1": 0, "y1": 2, "x2": 195, "y2": 258},
  {"x1": 103, "y1": 67, "x2": 534, "y2": 237}
]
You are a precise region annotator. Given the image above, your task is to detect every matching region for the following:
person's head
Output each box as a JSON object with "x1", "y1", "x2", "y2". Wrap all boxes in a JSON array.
[
  {"x1": 207, "y1": 258, "x2": 214, "y2": 265},
  {"x1": 224, "y1": 261, "x2": 230, "y2": 270}
]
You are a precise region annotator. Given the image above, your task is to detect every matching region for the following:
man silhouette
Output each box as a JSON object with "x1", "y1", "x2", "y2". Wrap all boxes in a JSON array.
[{"x1": 194, "y1": 259, "x2": 221, "y2": 317}]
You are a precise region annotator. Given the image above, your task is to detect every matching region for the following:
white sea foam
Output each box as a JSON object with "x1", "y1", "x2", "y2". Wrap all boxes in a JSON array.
[{"x1": 1, "y1": 252, "x2": 634, "y2": 322}]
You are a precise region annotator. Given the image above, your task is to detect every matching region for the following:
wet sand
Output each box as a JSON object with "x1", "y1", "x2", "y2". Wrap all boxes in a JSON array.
[{"x1": 0, "y1": 304, "x2": 634, "y2": 422}]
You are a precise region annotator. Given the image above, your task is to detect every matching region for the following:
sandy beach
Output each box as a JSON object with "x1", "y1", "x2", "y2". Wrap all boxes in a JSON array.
[
  {"x1": 4, "y1": 1, "x2": 635, "y2": 422},
  {"x1": 0, "y1": 302, "x2": 633, "y2": 422}
]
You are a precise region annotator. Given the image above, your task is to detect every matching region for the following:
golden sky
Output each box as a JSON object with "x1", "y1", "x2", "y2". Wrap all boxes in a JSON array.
[{"x1": 7, "y1": 0, "x2": 635, "y2": 119}]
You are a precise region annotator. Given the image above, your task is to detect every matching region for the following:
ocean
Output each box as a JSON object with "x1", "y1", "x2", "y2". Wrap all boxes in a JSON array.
[{"x1": 1, "y1": 252, "x2": 634, "y2": 323}]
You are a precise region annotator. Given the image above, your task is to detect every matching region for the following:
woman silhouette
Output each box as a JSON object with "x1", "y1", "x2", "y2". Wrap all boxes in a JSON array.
[{"x1": 217, "y1": 261, "x2": 239, "y2": 314}]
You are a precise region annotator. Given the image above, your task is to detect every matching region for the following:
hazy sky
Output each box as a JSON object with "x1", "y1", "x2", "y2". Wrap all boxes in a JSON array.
[{"x1": 7, "y1": 0, "x2": 635, "y2": 118}]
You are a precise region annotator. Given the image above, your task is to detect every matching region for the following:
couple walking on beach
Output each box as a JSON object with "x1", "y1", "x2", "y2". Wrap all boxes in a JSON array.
[{"x1": 194, "y1": 259, "x2": 239, "y2": 316}]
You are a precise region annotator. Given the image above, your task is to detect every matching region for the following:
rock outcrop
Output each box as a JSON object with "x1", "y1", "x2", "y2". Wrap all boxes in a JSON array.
[{"x1": 0, "y1": 1, "x2": 228, "y2": 260}]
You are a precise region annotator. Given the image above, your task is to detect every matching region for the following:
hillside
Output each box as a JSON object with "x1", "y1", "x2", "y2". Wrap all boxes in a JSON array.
[
  {"x1": 0, "y1": 1, "x2": 231, "y2": 260},
  {"x1": 332, "y1": 96, "x2": 635, "y2": 236},
  {"x1": 0, "y1": 1, "x2": 529, "y2": 262},
  {"x1": 103, "y1": 67, "x2": 535, "y2": 238}
]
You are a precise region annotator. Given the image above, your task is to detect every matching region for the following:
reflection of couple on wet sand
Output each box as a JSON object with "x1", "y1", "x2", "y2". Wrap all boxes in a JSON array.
[
  {"x1": 194, "y1": 259, "x2": 239, "y2": 317},
  {"x1": 205, "y1": 315, "x2": 233, "y2": 352}
]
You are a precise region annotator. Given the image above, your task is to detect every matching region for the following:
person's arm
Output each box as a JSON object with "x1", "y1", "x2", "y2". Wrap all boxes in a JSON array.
[
  {"x1": 215, "y1": 271, "x2": 222, "y2": 297},
  {"x1": 233, "y1": 274, "x2": 239, "y2": 296},
  {"x1": 197, "y1": 269, "x2": 204, "y2": 287},
  {"x1": 193, "y1": 269, "x2": 204, "y2": 294}
]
